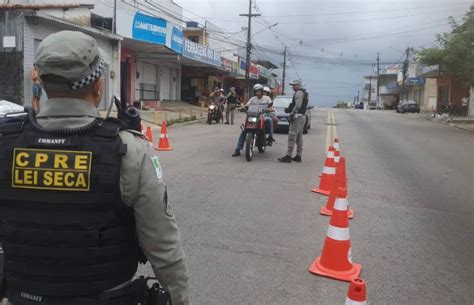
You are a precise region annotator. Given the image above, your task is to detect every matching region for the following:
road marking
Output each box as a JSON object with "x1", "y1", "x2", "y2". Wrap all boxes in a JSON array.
[
  {"x1": 325, "y1": 111, "x2": 339, "y2": 152},
  {"x1": 325, "y1": 111, "x2": 332, "y2": 151}
]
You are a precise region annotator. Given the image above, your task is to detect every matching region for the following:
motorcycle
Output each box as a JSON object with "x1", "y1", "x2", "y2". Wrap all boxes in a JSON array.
[
  {"x1": 241, "y1": 104, "x2": 270, "y2": 162},
  {"x1": 207, "y1": 103, "x2": 221, "y2": 124}
]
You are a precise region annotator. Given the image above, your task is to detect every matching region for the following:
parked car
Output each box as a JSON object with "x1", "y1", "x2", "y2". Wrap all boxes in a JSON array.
[
  {"x1": 354, "y1": 103, "x2": 364, "y2": 109},
  {"x1": 0, "y1": 100, "x2": 25, "y2": 123},
  {"x1": 273, "y1": 95, "x2": 313, "y2": 134},
  {"x1": 396, "y1": 100, "x2": 420, "y2": 113},
  {"x1": 368, "y1": 101, "x2": 377, "y2": 110}
]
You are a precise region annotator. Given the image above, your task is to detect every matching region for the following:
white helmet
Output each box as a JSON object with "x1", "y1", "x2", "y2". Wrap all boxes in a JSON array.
[
  {"x1": 263, "y1": 86, "x2": 271, "y2": 94},
  {"x1": 253, "y1": 84, "x2": 264, "y2": 91}
]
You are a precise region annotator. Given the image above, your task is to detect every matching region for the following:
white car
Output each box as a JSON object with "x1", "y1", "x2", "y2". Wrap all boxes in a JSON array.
[{"x1": 0, "y1": 100, "x2": 25, "y2": 123}]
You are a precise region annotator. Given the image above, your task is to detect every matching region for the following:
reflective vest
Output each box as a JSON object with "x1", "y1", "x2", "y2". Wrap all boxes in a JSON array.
[{"x1": 0, "y1": 118, "x2": 139, "y2": 297}]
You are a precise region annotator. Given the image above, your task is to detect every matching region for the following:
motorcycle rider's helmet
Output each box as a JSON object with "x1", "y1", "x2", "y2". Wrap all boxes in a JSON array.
[
  {"x1": 263, "y1": 86, "x2": 271, "y2": 94},
  {"x1": 253, "y1": 84, "x2": 264, "y2": 92}
]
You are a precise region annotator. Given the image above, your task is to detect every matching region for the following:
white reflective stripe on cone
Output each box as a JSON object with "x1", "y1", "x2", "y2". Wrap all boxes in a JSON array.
[
  {"x1": 322, "y1": 166, "x2": 336, "y2": 175},
  {"x1": 334, "y1": 143, "x2": 340, "y2": 150},
  {"x1": 327, "y1": 225, "x2": 350, "y2": 241},
  {"x1": 345, "y1": 297, "x2": 367, "y2": 305},
  {"x1": 334, "y1": 156, "x2": 340, "y2": 163},
  {"x1": 334, "y1": 198, "x2": 348, "y2": 211},
  {"x1": 327, "y1": 151, "x2": 335, "y2": 158},
  {"x1": 160, "y1": 134, "x2": 168, "y2": 139}
]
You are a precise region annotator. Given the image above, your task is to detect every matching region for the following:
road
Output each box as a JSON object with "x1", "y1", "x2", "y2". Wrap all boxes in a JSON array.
[{"x1": 145, "y1": 109, "x2": 473, "y2": 305}]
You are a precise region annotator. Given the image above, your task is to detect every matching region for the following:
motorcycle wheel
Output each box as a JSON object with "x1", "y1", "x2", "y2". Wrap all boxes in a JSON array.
[
  {"x1": 215, "y1": 114, "x2": 220, "y2": 124},
  {"x1": 207, "y1": 113, "x2": 212, "y2": 125},
  {"x1": 245, "y1": 132, "x2": 254, "y2": 162},
  {"x1": 257, "y1": 132, "x2": 266, "y2": 153}
]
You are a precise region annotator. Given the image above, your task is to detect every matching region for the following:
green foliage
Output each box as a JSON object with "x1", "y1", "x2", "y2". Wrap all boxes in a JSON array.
[
  {"x1": 165, "y1": 115, "x2": 198, "y2": 126},
  {"x1": 418, "y1": 5, "x2": 474, "y2": 85}
]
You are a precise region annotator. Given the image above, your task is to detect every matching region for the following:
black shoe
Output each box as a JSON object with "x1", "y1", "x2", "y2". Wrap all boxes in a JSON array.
[
  {"x1": 225, "y1": 122, "x2": 230, "y2": 124},
  {"x1": 292, "y1": 155, "x2": 302, "y2": 162},
  {"x1": 278, "y1": 155, "x2": 292, "y2": 163},
  {"x1": 232, "y1": 150, "x2": 241, "y2": 157}
]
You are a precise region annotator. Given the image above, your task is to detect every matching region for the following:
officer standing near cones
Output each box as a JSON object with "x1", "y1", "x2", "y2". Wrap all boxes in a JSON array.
[
  {"x1": 278, "y1": 80, "x2": 309, "y2": 163},
  {"x1": 0, "y1": 31, "x2": 190, "y2": 305}
]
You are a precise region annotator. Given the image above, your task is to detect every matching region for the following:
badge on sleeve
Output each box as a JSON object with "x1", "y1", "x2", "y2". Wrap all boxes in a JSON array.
[{"x1": 151, "y1": 156, "x2": 163, "y2": 179}]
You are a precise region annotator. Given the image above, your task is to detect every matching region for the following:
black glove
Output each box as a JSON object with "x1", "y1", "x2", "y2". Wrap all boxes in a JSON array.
[{"x1": 284, "y1": 107, "x2": 290, "y2": 113}]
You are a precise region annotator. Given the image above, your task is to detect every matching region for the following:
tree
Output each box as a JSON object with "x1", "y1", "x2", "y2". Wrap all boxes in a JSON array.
[{"x1": 418, "y1": 5, "x2": 474, "y2": 85}]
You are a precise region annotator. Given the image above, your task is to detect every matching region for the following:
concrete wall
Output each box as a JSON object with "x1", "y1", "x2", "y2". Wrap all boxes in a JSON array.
[
  {"x1": 0, "y1": 11, "x2": 24, "y2": 104},
  {"x1": 22, "y1": 18, "x2": 120, "y2": 110},
  {"x1": 423, "y1": 78, "x2": 437, "y2": 112}
]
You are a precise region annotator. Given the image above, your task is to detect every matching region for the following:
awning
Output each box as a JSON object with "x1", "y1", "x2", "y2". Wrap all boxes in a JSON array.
[
  {"x1": 28, "y1": 12, "x2": 122, "y2": 41},
  {"x1": 121, "y1": 37, "x2": 180, "y2": 64}
]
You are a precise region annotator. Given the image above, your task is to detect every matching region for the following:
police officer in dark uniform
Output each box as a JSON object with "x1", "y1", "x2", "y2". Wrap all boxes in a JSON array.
[{"x1": 0, "y1": 31, "x2": 190, "y2": 305}]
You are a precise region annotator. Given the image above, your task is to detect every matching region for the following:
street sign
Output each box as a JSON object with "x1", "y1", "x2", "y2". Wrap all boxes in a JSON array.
[{"x1": 407, "y1": 77, "x2": 425, "y2": 85}]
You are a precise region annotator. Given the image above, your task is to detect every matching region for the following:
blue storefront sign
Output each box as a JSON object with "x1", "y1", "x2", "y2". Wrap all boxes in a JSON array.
[
  {"x1": 170, "y1": 26, "x2": 183, "y2": 53},
  {"x1": 183, "y1": 39, "x2": 221, "y2": 66},
  {"x1": 132, "y1": 12, "x2": 167, "y2": 45}
]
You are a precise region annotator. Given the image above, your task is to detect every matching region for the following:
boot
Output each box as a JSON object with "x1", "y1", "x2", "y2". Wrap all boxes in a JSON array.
[
  {"x1": 292, "y1": 155, "x2": 302, "y2": 162},
  {"x1": 278, "y1": 155, "x2": 292, "y2": 163},
  {"x1": 232, "y1": 149, "x2": 241, "y2": 157}
]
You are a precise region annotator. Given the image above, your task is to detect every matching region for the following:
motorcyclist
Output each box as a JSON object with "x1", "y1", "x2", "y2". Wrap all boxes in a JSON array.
[
  {"x1": 263, "y1": 86, "x2": 278, "y2": 133},
  {"x1": 209, "y1": 87, "x2": 225, "y2": 123},
  {"x1": 263, "y1": 86, "x2": 272, "y2": 100},
  {"x1": 232, "y1": 84, "x2": 275, "y2": 157}
]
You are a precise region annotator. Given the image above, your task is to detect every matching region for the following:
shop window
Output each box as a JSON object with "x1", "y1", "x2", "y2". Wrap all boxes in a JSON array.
[
  {"x1": 188, "y1": 35, "x2": 200, "y2": 43},
  {"x1": 138, "y1": 83, "x2": 159, "y2": 100}
]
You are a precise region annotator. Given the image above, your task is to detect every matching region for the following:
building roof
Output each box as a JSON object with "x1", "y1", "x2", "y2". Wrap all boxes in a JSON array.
[
  {"x1": 26, "y1": 12, "x2": 122, "y2": 41},
  {"x1": 0, "y1": 3, "x2": 94, "y2": 10},
  {"x1": 253, "y1": 60, "x2": 278, "y2": 69}
]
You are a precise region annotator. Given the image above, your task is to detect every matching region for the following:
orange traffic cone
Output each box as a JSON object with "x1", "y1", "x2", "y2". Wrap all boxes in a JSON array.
[
  {"x1": 334, "y1": 148, "x2": 341, "y2": 164},
  {"x1": 145, "y1": 126, "x2": 153, "y2": 143},
  {"x1": 333, "y1": 138, "x2": 340, "y2": 152},
  {"x1": 155, "y1": 121, "x2": 173, "y2": 151},
  {"x1": 309, "y1": 187, "x2": 361, "y2": 281},
  {"x1": 345, "y1": 278, "x2": 367, "y2": 305},
  {"x1": 336, "y1": 156, "x2": 348, "y2": 191},
  {"x1": 311, "y1": 146, "x2": 336, "y2": 196},
  {"x1": 320, "y1": 173, "x2": 354, "y2": 219}
]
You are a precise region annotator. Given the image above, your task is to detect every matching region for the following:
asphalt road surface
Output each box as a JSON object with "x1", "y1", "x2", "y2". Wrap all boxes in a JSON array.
[{"x1": 143, "y1": 109, "x2": 473, "y2": 305}]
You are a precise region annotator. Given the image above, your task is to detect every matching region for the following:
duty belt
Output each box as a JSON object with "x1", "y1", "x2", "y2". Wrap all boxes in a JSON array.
[{"x1": 6, "y1": 279, "x2": 146, "y2": 305}]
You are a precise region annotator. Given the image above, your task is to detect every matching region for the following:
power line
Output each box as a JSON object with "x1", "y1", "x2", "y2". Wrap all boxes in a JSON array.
[
  {"x1": 275, "y1": 8, "x2": 466, "y2": 25},
  {"x1": 254, "y1": 15, "x2": 463, "y2": 48},
  {"x1": 248, "y1": 2, "x2": 471, "y2": 16}
]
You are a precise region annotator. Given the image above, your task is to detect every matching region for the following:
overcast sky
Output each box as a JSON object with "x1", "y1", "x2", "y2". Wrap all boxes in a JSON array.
[{"x1": 174, "y1": 0, "x2": 472, "y2": 106}]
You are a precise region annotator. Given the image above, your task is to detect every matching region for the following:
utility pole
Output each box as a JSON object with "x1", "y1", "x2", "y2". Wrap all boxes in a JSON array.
[
  {"x1": 376, "y1": 52, "x2": 380, "y2": 108},
  {"x1": 357, "y1": 90, "x2": 360, "y2": 104},
  {"x1": 399, "y1": 47, "x2": 410, "y2": 102},
  {"x1": 282, "y1": 46, "x2": 287, "y2": 95},
  {"x1": 113, "y1": 0, "x2": 117, "y2": 33},
  {"x1": 368, "y1": 76, "x2": 372, "y2": 109},
  {"x1": 239, "y1": 0, "x2": 260, "y2": 100}
]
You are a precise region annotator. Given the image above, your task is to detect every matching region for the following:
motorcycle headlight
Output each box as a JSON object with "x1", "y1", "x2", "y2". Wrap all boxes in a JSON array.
[
  {"x1": 209, "y1": 105, "x2": 215, "y2": 109},
  {"x1": 248, "y1": 117, "x2": 257, "y2": 123}
]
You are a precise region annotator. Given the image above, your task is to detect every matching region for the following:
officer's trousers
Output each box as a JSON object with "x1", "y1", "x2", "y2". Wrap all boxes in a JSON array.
[
  {"x1": 287, "y1": 115, "x2": 304, "y2": 157},
  {"x1": 226, "y1": 104, "x2": 235, "y2": 124}
]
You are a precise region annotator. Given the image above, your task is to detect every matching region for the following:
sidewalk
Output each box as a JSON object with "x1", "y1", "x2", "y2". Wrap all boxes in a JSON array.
[
  {"x1": 99, "y1": 101, "x2": 206, "y2": 131},
  {"x1": 413, "y1": 112, "x2": 474, "y2": 132}
]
